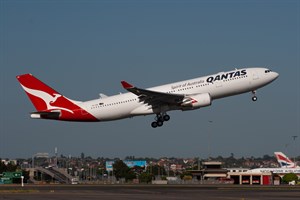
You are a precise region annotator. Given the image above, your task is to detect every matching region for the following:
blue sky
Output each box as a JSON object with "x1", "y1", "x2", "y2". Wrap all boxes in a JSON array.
[{"x1": 0, "y1": 0, "x2": 299, "y2": 159}]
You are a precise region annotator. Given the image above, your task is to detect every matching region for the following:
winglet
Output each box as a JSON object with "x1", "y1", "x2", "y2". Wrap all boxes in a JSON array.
[{"x1": 121, "y1": 81, "x2": 134, "y2": 89}]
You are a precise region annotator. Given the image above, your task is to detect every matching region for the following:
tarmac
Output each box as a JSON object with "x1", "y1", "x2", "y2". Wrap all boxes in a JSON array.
[{"x1": 1, "y1": 184, "x2": 300, "y2": 200}]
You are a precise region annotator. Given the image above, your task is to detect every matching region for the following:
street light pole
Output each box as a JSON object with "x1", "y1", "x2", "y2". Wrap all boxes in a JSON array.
[
  {"x1": 208, "y1": 121, "x2": 213, "y2": 159},
  {"x1": 292, "y1": 136, "x2": 298, "y2": 165},
  {"x1": 21, "y1": 176, "x2": 24, "y2": 187}
]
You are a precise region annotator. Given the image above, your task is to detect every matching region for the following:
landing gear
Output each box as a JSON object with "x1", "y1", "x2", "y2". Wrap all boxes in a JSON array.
[
  {"x1": 151, "y1": 121, "x2": 158, "y2": 128},
  {"x1": 251, "y1": 90, "x2": 257, "y2": 102},
  {"x1": 151, "y1": 113, "x2": 170, "y2": 128},
  {"x1": 157, "y1": 121, "x2": 164, "y2": 127},
  {"x1": 163, "y1": 115, "x2": 170, "y2": 121}
]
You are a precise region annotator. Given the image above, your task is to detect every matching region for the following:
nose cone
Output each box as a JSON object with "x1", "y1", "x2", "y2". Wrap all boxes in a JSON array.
[{"x1": 273, "y1": 71, "x2": 279, "y2": 80}]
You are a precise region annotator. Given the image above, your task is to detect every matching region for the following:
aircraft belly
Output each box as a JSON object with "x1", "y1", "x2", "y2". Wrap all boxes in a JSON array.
[
  {"x1": 92, "y1": 104, "x2": 137, "y2": 121},
  {"x1": 130, "y1": 105, "x2": 154, "y2": 116}
]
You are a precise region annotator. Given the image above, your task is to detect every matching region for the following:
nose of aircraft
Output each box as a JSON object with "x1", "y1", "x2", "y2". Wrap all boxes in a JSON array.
[{"x1": 273, "y1": 71, "x2": 279, "y2": 80}]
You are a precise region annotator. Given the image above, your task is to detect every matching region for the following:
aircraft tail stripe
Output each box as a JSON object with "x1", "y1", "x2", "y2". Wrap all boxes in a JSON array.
[{"x1": 274, "y1": 152, "x2": 297, "y2": 168}]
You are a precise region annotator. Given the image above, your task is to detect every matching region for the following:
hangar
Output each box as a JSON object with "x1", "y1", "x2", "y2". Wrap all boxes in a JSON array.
[
  {"x1": 188, "y1": 161, "x2": 274, "y2": 185},
  {"x1": 227, "y1": 169, "x2": 273, "y2": 185}
]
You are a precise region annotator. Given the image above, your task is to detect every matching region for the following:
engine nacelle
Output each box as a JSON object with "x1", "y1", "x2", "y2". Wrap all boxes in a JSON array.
[{"x1": 181, "y1": 93, "x2": 212, "y2": 110}]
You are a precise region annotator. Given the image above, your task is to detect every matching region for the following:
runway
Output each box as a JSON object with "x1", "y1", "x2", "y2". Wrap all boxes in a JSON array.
[{"x1": 1, "y1": 184, "x2": 300, "y2": 200}]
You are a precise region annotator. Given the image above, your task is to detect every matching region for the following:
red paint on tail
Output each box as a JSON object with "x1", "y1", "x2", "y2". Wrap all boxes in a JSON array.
[{"x1": 16, "y1": 74, "x2": 98, "y2": 121}]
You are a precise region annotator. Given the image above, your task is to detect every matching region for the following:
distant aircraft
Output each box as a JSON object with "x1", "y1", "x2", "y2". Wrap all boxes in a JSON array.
[
  {"x1": 246, "y1": 167, "x2": 300, "y2": 177},
  {"x1": 248, "y1": 152, "x2": 300, "y2": 176},
  {"x1": 274, "y1": 152, "x2": 299, "y2": 168},
  {"x1": 16, "y1": 67, "x2": 278, "y2": 128}
]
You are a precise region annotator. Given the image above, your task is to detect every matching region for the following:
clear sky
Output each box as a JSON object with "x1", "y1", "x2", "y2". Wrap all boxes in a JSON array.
[{"x1": 0, "y1": 0, "x2": 299, "y2": 159}]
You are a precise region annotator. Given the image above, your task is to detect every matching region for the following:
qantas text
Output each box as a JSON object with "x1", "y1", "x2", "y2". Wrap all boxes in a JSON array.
[{"x1": 206, "y1": 69, "x2": 247, "y2": 83}]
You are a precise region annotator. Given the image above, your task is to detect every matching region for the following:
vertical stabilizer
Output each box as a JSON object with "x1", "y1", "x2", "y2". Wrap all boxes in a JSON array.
[
  {"x1": 274, "y1": 152, "x2": 298, "y2": 168},
  {"x1": 16, "y1": 74, "x2": 97, "y2": 121}
]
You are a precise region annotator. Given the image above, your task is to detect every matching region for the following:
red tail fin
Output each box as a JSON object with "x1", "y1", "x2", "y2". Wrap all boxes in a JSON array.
[
  {"x1": 16, "y1": 74, "x2": 78, "y2": 113},
  {"x1": 16, "y1": 74, "x2": 97, "y2": 121},
  {"x1": 17, "y1": 74, "x2": 62, "y2": 111}
]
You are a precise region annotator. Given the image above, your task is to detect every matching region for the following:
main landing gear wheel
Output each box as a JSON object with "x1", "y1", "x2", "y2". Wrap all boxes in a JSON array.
[
  {"x1": 151, "y1": 122, "x2": 158, "y2": 128},
  {"x1": 157, "y1": 121, "x2": 163, "y2": 127},
  {"x1": 151, "y1": 113, "x2": 170, "y2": 128},
  {"x1": 163, "y1": 115, "x2": 170, "y2": 121}
]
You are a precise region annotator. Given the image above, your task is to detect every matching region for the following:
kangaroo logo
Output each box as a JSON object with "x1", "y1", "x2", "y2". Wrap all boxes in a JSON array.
[{"x1": 21, "y1": 84, "x2": 74, "y2": 114}]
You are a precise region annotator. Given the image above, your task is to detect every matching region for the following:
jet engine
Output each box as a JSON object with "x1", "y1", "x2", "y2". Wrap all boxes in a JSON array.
[{"x1": 181, "y1": 93, "x2": 211, "y2": 110}]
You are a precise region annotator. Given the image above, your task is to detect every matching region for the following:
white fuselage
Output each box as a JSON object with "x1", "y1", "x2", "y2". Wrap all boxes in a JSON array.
[
  {"x1": 79, "y1": 68, "x2": 278, "y2": 121},
  {"x1": 248, "y1": 167, "x2": 300, "y2": 177}
]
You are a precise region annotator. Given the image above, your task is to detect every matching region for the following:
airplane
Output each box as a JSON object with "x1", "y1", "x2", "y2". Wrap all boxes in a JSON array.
[
  {"x1": 274, "y1": 152, "x2": 299, "y2": 168},
  {"x1": 247, "y1": 152, "x2": 300, "y2": 176},
  {"x1": 246, "y1": 167, "x2": 300, "y2": 177},
  {"x1": 16, "y1": 67, "x2": 279, "y2": 128}
]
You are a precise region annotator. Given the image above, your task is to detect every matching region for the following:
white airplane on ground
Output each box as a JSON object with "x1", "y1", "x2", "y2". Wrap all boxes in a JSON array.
[
  {"x1": 248, "y1": 152, "x2": 300, "y2": 175},
  {"x1": 17, "y1": 67, "x2": 278, "y2": 128}
]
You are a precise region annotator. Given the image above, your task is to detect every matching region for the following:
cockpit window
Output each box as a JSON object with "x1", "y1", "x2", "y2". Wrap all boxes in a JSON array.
[{"x1": 265, "y1": 69, "x2": 272, "y2": 73}]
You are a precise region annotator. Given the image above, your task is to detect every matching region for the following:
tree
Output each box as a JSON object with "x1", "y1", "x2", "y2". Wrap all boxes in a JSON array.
[
  {"x1": 263, "y1": 154, "x2": 272, "y2": 160},
  {"x1": 22, "y1": 170, "x2": 30, "y2": 183},
  {"x1": 113, "y1": 160, "x2": 136, "y2": 181},
  {"x1": 0, "y1": 161, "x2": 17, "y2": 173},
  {"x1": 180, "y1": 171, "x2": 192, "y2": 179},
  {"x1": 182, "y1": 175, "x2": 192, "y2": 181},
  {"x1": 139, "y1": 172, "x2": 153, "y2": 183},
  {"x1": 0, "y1": 160, "x2": 7, "y2": 173},
  {"x1": 147, "y1": 165, "x2": 166, "y2": 176},
  {"x1": 124, "y1": 170, "x2": 136, "y2": 182},
  {"x1": 113, "y1": 160, "x2": 129, "y2": 181},
  {"x1": 282, "y1": 173, "x2": 298, "y2": 184}
]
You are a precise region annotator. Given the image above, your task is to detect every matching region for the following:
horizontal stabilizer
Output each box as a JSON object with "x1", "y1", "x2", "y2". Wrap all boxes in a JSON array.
[{"x1": 30, "y1": 111, "x2": 61, "y2": 120}]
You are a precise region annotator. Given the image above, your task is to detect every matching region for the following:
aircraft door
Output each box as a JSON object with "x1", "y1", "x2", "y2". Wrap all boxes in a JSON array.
[
  {"x1": 215, "y1": 80, "x2": 223, "y2": 88},
  {"x1": 252, "y1": 71, "x2": 259, "y2": 81}
]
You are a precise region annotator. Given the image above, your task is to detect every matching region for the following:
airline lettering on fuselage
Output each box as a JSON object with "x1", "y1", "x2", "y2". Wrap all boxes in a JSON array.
[
  {"x1": 206, "y1": 69, "x2": 247, "y2": 83},
  {"x1": 259, "y1": 169, "x2": 300, "y2": 173}
]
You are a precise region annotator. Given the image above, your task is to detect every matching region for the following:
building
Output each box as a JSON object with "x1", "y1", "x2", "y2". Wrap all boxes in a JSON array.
[
  {"x1": 188, "y1": 162, "x2": 274, "y2": 185},
  {"x1": 227, "y1": 170, "x2": 273, "y2": 185},
  {"x1": 188, "y1": 161, "x2": 228, "y2": 180}
]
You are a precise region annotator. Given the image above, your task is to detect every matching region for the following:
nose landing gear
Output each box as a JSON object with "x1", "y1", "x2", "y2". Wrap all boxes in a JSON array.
[
  {"x1": 252, "y1": 90, "x2": 257, "y2": 101},
  {"x1": 151, "y1": 113, "x2": 170, "y2": 128},
  {"x1": 252, "y1": 96, "x2": 257, "y2": 101}
]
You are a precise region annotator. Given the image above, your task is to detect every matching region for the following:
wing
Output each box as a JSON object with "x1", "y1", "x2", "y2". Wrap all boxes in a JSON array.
[{"x1": 121, "y1": 81, "x2": 184, "y2": 105}]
